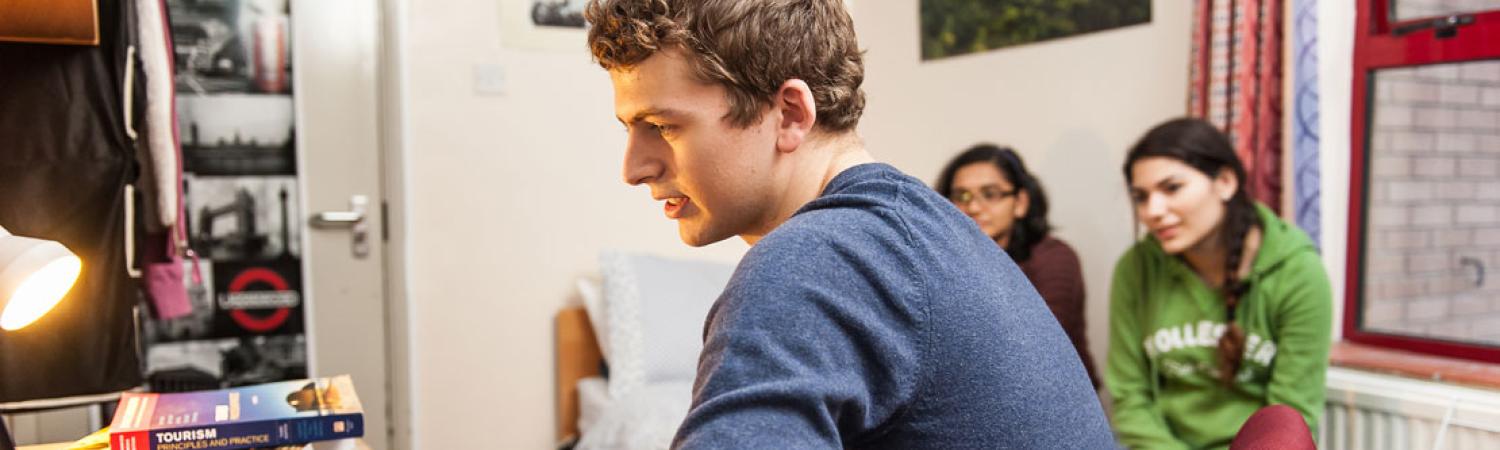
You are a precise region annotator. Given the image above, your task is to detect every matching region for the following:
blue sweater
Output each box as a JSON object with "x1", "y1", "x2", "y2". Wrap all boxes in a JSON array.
[{"x1": 673, "y1": 163, "x2": 1115, "y2": 449}]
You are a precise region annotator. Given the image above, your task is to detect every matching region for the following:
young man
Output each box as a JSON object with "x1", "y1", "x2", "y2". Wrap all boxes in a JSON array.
[{"x1": 585, "y1": 1, "x2": 1115, "y2": 448}]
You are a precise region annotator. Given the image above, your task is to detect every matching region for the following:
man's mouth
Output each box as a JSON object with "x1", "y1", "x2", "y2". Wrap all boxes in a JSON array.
[{"x1": 663, "y1": 196, "x2": 689, "y2": 219}]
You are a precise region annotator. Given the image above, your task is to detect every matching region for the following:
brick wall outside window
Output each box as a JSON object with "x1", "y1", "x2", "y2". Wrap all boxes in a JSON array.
[
  {"x1": 1393, "y1": 0, "x2": 1500, "y2": 21},
  {"x1": 1363, "y1": 60, "x2": 1500, "y2": 345}
]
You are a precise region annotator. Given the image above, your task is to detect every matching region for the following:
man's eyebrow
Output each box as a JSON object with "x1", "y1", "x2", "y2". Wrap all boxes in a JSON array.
[{"x1": 616, "y1": 108, "x2": 687, "y2": 126}]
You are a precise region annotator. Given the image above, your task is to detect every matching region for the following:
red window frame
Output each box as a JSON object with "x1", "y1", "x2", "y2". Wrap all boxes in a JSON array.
[{"x1": 1345, "y1": 0, "x2": 1500, "y2": 363}]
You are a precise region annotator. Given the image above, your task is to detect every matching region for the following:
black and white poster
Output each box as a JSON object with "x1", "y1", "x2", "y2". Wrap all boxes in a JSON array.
[
  {"x1": 179, "y1": 94, "x2": 296, "y2": 176},
  {"x1": 502, "y1": 0, "x2": 588, "y2": 51},
  {"x1": 170, "y1": 0, "x2": 292, "y2": 95},
  {"x1": 529, "y1": 0, "x2": 587, "y2": 28},
  {"x1": 145, "y1": 0, "x2": 308, "y2": 390}
]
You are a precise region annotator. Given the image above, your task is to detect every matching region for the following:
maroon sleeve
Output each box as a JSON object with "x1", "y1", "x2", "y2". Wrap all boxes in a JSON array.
[{"x1": 1022, "y1": 238, "x2": 1100, "y2": 389}]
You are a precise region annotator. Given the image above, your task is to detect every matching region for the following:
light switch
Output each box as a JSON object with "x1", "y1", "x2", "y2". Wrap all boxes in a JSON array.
[{"x1": 474, "y1": 62, "x2": 507, "y2": 96}]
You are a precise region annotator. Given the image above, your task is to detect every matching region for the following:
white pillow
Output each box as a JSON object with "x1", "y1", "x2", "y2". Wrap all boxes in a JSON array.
[
  {"x1": 575, "y1": 379, "x2": 695, "y2": 450},
  {"x1": 576, "y1": 376, "x2": 612, "y2": 436},
  {"x1": 599, "y1": 251, "x2": 734, "y2": 399},
  {"x1": 576, "y1": 277, "x2": 610, "y2": 363}
]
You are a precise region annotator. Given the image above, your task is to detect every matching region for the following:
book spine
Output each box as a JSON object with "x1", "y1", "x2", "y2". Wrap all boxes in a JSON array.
[
  {"x1": 110, "y1": 430, "x2": 152, "y2": 450},
  {"x1": 138, "y1": 414, "x2": 364, "y2": 450}
]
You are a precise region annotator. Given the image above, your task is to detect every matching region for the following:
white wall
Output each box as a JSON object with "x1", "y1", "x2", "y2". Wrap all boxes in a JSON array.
[
  {"x1": 1320, "y1": 0, "x2": 1355, "y2": 339},
  {"x1": 400, "y1": 1, "x2": 1190, "y2": 448},
  {"x1": 401, "y1": 1, "x2": 747, "y2": 448},
  {"x1": 855, "y1": 0, "x2": 1191, "y2": 383}
]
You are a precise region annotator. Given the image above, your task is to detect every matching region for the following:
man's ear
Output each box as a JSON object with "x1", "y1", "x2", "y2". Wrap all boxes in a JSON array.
[{"x1": 774, "y1": 79, "x2": 817, "y2": 153}]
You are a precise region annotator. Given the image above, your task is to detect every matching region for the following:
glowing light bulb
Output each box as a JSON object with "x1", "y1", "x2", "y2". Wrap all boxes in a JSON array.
[{"x1": 1, "y1": 254, "x2": 81, "y2": 330}]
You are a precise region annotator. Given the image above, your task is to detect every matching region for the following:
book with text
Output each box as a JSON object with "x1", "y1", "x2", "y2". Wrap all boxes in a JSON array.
[{"x1": 109, "y1": 375, "x2": 364, "y2": 450}]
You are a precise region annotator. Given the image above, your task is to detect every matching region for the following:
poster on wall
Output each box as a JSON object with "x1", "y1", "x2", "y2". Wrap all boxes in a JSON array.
[
  {"x1": 145, "y1": 0, "x2": 309, "y2": 390},
  {"x1": 178, "y1": 94, "x2": 296, "y2": 176},
  {"x1": 499, "y1": 0, "x2": 855, "y2": 52},
  {"x1": 530, "y1": 0, "x2": 587, "y2": 28},
  {"x1": 501, "y1": 0, "x2": 589, "y2": 51},
  {"x1": 919, "y1": 0, "x2": 1151, "y2": 60}
]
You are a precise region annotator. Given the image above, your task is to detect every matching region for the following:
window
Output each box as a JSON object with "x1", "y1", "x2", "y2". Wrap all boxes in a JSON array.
[{"x1": 1347, "y1": 0, "x2": 1500, "y2": 362}]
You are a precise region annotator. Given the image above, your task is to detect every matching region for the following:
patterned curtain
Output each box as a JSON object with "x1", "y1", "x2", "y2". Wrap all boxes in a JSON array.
[
  {"x1": 1189, "y1": 0, "x2": 1286, "y2": 212},
  {"x1": 1291, "y1": 0, "x2": 1321, "y2": 249}
]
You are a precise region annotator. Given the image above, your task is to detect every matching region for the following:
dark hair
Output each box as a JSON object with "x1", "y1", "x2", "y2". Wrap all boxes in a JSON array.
[
  {"x1": 934, "y1": 144, "x2": 1052, "y2": 262},
  {"x1": 1124, "y1": 117, "x2": 1259, "y2": 385}
]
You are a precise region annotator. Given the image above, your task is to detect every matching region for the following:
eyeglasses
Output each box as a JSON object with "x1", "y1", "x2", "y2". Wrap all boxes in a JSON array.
[{"x1": 948, "y1": 186, "x2": 1017, "y2": 206}]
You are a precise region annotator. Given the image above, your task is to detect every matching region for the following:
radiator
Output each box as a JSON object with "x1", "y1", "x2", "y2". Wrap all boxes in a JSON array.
[{"x1": 1321, "y1": 367, "x2": 1500, "y2": 450}]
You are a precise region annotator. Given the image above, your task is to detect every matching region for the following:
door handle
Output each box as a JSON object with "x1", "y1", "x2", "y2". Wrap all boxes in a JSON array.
[
  {"x1": 1393, "y1": 14, "x2": 1475, "y2": 38},
  {"x1": 310, "y1": 195, "x2": 370, "y2": 258}
]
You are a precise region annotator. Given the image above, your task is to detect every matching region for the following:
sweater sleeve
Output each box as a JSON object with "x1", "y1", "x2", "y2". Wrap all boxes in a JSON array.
[
  {"x1": 1028, "y1": 240, "x2": 1099, "y2": 388},
  {"x1": 1264, "y1": 251, "x2": 1333, "y2": 434},
  {"x1": 672, "y1": 245, "x2": 920, "y2": 449},
  {"x1": 1106, "y1": 251, "x2": 1191, "y2": 450}
]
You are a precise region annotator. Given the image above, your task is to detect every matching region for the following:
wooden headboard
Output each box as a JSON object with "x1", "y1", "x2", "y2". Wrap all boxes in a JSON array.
[{"x1": 555, "y1": 306, "x2": 604, "y2": 444}]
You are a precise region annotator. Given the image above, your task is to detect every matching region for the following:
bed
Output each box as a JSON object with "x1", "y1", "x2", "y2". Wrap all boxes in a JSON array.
[
  {"x1": 553, "y1": 253, "x2": 735, "y2": 450},
  {"x1": 555, "y1": 305, "x2": 604, "y2": 446}
]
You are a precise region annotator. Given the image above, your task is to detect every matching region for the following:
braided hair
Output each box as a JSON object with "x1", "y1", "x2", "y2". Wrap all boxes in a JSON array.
[{"x1": 1124, "y1": 118, "x2": 1260, "y2": 385}]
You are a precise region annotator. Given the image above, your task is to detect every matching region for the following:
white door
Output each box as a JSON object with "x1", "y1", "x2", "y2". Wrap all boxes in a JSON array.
[
  {"x1": 1, "y1": 0, "x2": 400, "y2": 447},
  {"x1": 293, "y1": 0, "x2": 394, "y2": 448}
]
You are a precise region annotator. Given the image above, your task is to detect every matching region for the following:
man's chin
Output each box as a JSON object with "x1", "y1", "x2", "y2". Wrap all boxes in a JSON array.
[{"x1": 678, "y1": 223, "x2": 729, "y2": 248}]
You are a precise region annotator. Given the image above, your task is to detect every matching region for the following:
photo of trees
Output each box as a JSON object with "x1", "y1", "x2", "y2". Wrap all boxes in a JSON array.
[{"x1": 920, "y1": 0, "x2": 1151, "y2": 60}]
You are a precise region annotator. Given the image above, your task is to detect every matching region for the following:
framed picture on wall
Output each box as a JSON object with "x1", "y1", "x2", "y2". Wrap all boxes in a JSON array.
[
  {"x1": 501, "y1": 0, "x2": 589, "y2": 51},
  {"x1": 500, "y1": 0, "x2": 857, "y2": 52},
  {"x1": 919, "y1": 0, "x2": 1152, "y2": 60}
]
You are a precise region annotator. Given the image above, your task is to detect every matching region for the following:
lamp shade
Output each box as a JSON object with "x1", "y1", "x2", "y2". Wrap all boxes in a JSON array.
[{"x1": 0, "y1": 225, "x2": 82, "y2": 331}]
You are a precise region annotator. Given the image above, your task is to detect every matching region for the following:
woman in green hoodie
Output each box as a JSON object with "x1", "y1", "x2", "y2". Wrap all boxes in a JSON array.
[{"x1": 1107, "y1": 118, "x2": 1331, "y2": 449}]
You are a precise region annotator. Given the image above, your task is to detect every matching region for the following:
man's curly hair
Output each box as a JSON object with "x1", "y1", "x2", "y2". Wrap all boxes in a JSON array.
[{"x1": 584, "y1": 0, "x2": 865, "y2": 133}]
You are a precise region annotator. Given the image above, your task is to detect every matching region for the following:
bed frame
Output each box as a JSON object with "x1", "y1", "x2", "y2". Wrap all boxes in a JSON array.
[{"x1": 554, "y1": 306, "x2": 604, "y2": 444}]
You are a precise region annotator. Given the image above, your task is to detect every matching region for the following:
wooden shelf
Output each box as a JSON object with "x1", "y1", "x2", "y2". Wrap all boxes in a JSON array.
[{"x1": 0, "y1": 0, "x2": 98, "y2": 46}]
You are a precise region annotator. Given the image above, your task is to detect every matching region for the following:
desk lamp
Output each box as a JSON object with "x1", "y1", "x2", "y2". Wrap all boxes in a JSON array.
[{"x1": 0, "y1": 225, "x2": 83, "y2": 450}]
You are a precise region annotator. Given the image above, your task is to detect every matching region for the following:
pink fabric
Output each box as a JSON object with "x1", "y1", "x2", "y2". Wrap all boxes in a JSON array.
[
  {"x1": 1189, "y1": 0, "x2": 1284, "y2": 212},
  {"x1": 1230, "y1": 404, "x2": 1316, "y2": 450},
  {"x1": 140, "y1": 0, "x2": 196, "y2": 320},
  {"x1": 144, "y1": 233, "x2": 192, "y2": 319}
]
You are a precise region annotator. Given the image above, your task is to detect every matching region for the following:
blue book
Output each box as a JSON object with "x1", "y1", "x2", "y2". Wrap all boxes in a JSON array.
[{"x1": 110, "y1": 375, "x2": 364, "y2": 450}]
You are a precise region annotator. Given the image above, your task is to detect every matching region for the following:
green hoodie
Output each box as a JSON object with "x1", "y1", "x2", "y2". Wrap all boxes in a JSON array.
[{"x1": 1106, "y1": 204, "x2": 1332, "y2": 450}]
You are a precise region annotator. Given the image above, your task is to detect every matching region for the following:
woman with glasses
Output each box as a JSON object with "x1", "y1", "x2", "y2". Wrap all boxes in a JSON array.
[
  {"x1": 935, "y1": 143, "x2": 1099, "y2": 388},
  {"x1": 1108, "y1": 118, "x2": 1330, "y2": 449}
]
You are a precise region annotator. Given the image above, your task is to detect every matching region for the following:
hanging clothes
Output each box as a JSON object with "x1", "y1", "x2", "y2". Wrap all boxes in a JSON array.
[
  {"x1": 0, "y1": 0, "x2": 146, "y2": 402},
  {"x1": 137, "y1": 0, "x2": 195, "y2": 321},
  {"x1": 136, "y1": 0, "x2": 181, "y2": 232}
]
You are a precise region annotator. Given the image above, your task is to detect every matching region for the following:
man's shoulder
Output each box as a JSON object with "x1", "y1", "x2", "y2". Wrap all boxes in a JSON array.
[
  {"x1": 713, "y1": 222, "x2": 890, "y2": 336},
  {"x1": 733, "y1": 216, "x2": 859, "y2": 284},
  {"x1": 757, "y1": 201, "x2": 899, "y2": 254},
  {"x1": 726, "y1": 206, "x2": 916, "y2": 299}
]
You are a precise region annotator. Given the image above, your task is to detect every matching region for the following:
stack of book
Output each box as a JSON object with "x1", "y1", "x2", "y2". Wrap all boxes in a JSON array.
[{"x1": 109, "y1": 376, "x2": 365, "y2": 450}]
